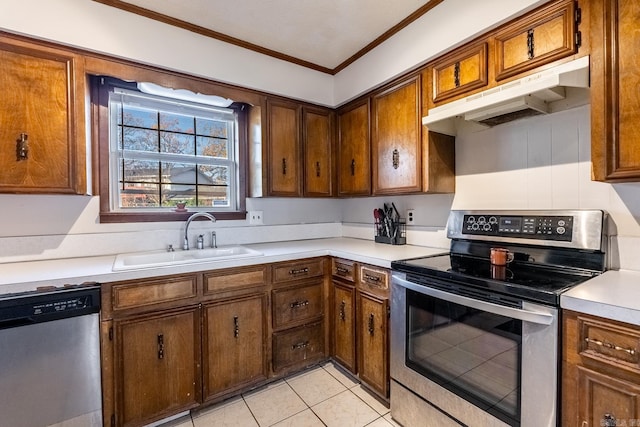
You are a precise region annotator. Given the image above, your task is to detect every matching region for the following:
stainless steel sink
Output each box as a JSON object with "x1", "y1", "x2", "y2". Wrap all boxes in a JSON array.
[{"x1": 112, "y1": 246, "x2": 263, "y2": 271}]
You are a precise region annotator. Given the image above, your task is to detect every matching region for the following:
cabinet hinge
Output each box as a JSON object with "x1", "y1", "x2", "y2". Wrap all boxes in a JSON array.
[
  {"x1": 111, "y1": 414, "x2": 116, "y2": 427},
  {"x1": 387, "y1": 305, "x2": 391, "y2": 318},
  {"x1": 574, "y1": 6, "x2": 582, "y2": 26},
  {"x1": 109, "y1": 326, "x2": 113, "y2": 341},
  {"x1": 575, "y1": 31, "x2": 582, "y2": 48}
]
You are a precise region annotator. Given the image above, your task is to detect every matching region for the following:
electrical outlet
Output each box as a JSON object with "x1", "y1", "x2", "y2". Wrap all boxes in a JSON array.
[
  {"x1": 407, "y1": 209, "x2": 416, "y2": 224},
  {"x1": 249, "y1": 210, "x2": 263, "y2": 225}
]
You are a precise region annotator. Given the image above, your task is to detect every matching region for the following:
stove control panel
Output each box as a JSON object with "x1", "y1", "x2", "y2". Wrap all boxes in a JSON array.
[{"x1": 462, "y1": 214, "x2": 573, "y2": 241}]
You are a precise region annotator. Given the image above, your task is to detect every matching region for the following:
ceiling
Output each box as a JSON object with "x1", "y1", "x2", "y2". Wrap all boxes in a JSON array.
[{"x1": 94, "y1": 0, "x2": 442, "y2": 74}]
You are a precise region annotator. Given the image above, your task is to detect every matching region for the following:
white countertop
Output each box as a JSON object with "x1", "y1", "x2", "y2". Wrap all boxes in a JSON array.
[
  {"x1": 0, "y1": 238, "x2": 446, "y2": 295},
  {"x1": 561, "y1": 270, "x2": 640, "y2": 326}
]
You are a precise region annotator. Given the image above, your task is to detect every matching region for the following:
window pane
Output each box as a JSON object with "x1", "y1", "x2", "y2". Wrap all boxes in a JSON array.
[
  {"x1": 121, "y1": 183, "x2": 160, "y2": 207},
  {"x1": 160, "y1": 112, "x2": 195, "y2": 133},
  {"x1": 196, "y1": 118, "x2": 228, "y2": 138},
  {"x1": 122, "y1": 105, "x2": 157, "y2": 128},
  {"x1": 198, "y1": 185, "x2": 230, "y2": 208},
  {"x1": 122, "y1": 159, "x2": 160, "y2": 183},
  {"x1": 197, "y1": 136, "x2": 228, "y2": 158},
  {"x1": 198, "y1": 164, "x2": 228, "y2": 185},
  {"x1": 162, "y1": 162, "x2": 196, "y2": 185},
  {"x1": 161, "y1": 184, "x2": 196, "y2": 207},
  {"x1": 160, "y1": 132, "x2": 195, "y2": 155},
  {"x1": 122, "y1": 127, "x2": 159, "y2": 152}
]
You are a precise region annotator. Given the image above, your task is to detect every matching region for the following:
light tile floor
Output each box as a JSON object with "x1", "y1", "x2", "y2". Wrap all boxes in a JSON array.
[{"x1": 156, "y1": 362, "x2": 400, "y2": 427}]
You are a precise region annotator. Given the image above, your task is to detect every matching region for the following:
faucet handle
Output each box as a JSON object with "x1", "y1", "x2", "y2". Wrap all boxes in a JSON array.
[
  {"x1": 197, "y1": 234, "x2": 204, "y2": 249},
  {"x1": 167, "y1": 244, "x2": 175, "y2": 252}
]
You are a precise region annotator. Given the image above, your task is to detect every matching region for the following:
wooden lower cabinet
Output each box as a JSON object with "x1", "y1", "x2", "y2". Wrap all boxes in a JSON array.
[
  {"x1": 332, "y1": 281, "x2": 357, "y2": 373},
  {"x1": 114, "y1": 307, "x2": 201, "y2": 427},
  {"x1": 272, "y1": 321, "x2": 325, "y2": 373},
  {"x1": 357, "y1": 292, "x2": 389, "y2": 398},
  {"x1": 202, "y1": 294, "x2": 267, "y2": 401}
]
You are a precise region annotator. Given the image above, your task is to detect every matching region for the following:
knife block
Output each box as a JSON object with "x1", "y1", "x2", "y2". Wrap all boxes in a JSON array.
[{"x1": 374, "y1": 219, "x2": 406, "y2": 245}]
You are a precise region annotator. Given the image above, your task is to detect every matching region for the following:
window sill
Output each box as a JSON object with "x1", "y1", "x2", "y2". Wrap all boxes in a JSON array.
[{"x1": 100, "y1": 211, "x2": 247, "y2": 223}]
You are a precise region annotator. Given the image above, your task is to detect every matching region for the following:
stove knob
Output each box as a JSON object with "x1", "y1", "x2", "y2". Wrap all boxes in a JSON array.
[
  {"x1": 467, "y1": 216, "x2": 476, "y2": 223},
  {"x1": 483, "y1": 224, "x2": 491, "y2": 231},
  {"x1": 478, "y1": 216, "x2": 486, "y2": 224},
  {"x1": 471, "y1": 223, "x2": 479, "y2": 230},
  {"x1": 557, "y1": 226, "x2": 566, "y2": 235},
  {"x1": 489, "y1": 216, "x2": 498, "y2": 224}
]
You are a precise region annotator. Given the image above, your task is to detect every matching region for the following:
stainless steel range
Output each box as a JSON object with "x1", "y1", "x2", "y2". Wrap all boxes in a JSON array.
[{"x1": 390, "y1": 210, "x2": 607, "y2": 427}]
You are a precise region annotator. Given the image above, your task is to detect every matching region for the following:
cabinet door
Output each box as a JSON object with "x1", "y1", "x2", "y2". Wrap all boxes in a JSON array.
[
  {"x1": 267, "y1": 98, "x2": 301, "y2": 196},
  {"x1": 203, "y1": 294, "x2": 267, "y2": 401},
  {"x1": 303, "y1": 106, "x2": 334, "y2": 197},
  {"x1": 357, "y1": 292, "x2": 389, "y2": 397},
  {"x1": 372, "y1": 76, "x2": 422, "y2": 195},
  {"x1": 272, "y1": 321, "x2": 325, "y2": 374},
  {"x1": 115, "y1": 307, "x2": 201, "y2": 426},
  {"x1": 333, "y1": 282, "x2": 356, "y2": 373},
  {"x1": 337, "y1": 99, "x2": 371, "y2": 196},
  {"x1": 431, "y1": 42, "x2": 488, "y2": 104},
  {"x1": 494, "y1": 0, "x2": 579, "y2": 81},
  {"x1": 577, "y1": 366, "x2": 640, "y2": 427},
  {"x1": 591, "y1": 0, "x2": 640, "y2": 181},
  {"x1": 0, "y1": 38, "x2": 85, "y2": 194}
]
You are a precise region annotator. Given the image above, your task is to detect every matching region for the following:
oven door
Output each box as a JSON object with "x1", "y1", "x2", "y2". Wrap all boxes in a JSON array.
[{"x1": 391, "y1": 272, "x2": 559, "y2": 427}]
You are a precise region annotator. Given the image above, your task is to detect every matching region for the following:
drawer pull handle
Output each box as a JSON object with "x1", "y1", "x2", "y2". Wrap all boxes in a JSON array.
[
  {"x1": 527, "y1": 28, "x2": 535, "y2": 59},
  {"x1": 368, "y1": 313, "x2": 375, "y2": 335},
  {"x1": 339, "y1": 300, "x2": 346, "y2": 321},
  {"x1": 316, "y1": 161, "x2": 321, "y2": 177},
  {"x1": 585, "y1": 337, "x2": 636, "y2": 355},
  {"x1": 291, "y1": 340, "x2": 309, "y2": 350},
  {"x1": 350, "y1": 159, "x2": 356, "y2": 176},
  {"x1": 289, "y1": 267, "x2": 309, "y2": 275},
  {"x1": 157, "y1": 333, "x2": 164, "y2": 360},
  {"x1": 16, "y1": 133, "x2": 29, "y2": 161},
  {"x1": 282, "y1": 158, "x2": 287, "y2": 175},
  {"x1": 453, "y1": 61, "x2": 461, "y2": 88},
  {"x1": 290, "y1": 300, "x2": 309, "y2": 309},
  {"x1": 336, "y1": 266, "x2": 350, "y2": 275},
  {"x1": 233, "y1": 316, "x2": 239, "y2": 338},
  {"x1": 392, "y1": 149, "x2": 399, "y2": 169},
  {"x1": 364, "y1": 274, "x2": 381, "y2": 283}
]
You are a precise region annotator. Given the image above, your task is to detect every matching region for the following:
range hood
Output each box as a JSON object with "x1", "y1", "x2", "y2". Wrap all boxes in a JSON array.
[{"x1": 422, "y1": 56, "x2": 590, "y2": 135}]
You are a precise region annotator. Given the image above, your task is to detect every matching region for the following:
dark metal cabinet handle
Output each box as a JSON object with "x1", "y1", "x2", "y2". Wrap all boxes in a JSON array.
[
  {"x1": 335, "y1": 266, "x2": 349, "y2": 276},
  {"x1": 282, "y1": 158, "x2": 287, "y2": 175},
  {"x1": 289, "y1": 267, "x2": 309, "y2": 275},
  {"x1": 364, "y1": 274, "x2": 381, "y2": 283},
  {"x1": 339, "y1": 300, "x2": 346, "y2": 321},
  {"x1": 368, "y1": 313, "x2": 375, "y2": 335},
  {"x1": 233, "y1": 316, "x2": 239, "y2": 338},
  {"x1": 157, "y1": 334, "x2": 164, "y2": 359},
  {"x1": 291, "y1": 340, "x2": 309, "y2": 350},
  {"x1": 350, "y1": 159, "x2": 356, "y2": 176},
  {"x1": 585, "y1": 337, "x2": 637, "y2": 355},
  {"x1": 603, "y1": 413, "x2": 616, "y2": 427},
  {"x1": 527, "y1": 29, "x2": 535, "y2": 59},
  {"x1": 316, "y1": 161, "x2": 321, "y2": 177},
  {"x1": 290, "y1": 300, "x2": 309, "y2": 309},
  {"x1": 453, "y1": 62, "x2": 461, "y2": 88},
  {"x1": 16, "y1": 133, "x2": 29, "y2": 161},
  {"x1": 392, "y1": 149, "x2": 399, "y2": 169}
]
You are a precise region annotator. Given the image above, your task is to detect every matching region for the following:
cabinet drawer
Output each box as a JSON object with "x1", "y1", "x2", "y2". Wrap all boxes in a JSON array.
[
  {"x1": 272, "y1": 281, "x2": 323, "y2": 329},
  {"x1": 494, "y1": 0, "x2": 578, "y2": 81},
  {"x1": 272, "y1": 322, "x2": 324, "y2": 372},
  {"x1": 109, "y1": 275, "x2": 198, "y2": 313},
  {"x1": 431, "y1": 42, "x2": 488, "y2": 103},
  {"x1": 272, "y1": 258, "x2": 325, "y2": 284},
  {"x1": 358, "y1": 265, "x2": 390, "y2": 294},
  {"x1": 332, "y1": 258, "x2": 355, "y2": 282},
  {"x1": 203, "y1": 265, "x2": 267, "y2": 295},
  {"x1": 578, "y1": 315, "x2": 640, "y2": 373}
]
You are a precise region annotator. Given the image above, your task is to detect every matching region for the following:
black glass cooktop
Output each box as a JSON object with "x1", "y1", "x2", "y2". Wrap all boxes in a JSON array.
[{"x1": 392, "y1": 253, "x2": 599, "y2": 306}]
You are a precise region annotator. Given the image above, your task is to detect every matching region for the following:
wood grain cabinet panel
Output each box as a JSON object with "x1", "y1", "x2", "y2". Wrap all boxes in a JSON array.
[
  {"x1": 591, "y1": 0, "x2": 640, "y2": 181},
  {"x1": 203, "y1": 294, "x2": 267, "y2": 401},
  {"x1": 272, "y1": 321, "x2": 324, "y2": 373},
  {"x1": 372, "y1": 76, "x2": 422, "y2": 195},
  {"x1": 266, "y1": 98, "x2": 301, "y2": 196},
  {"x1": 337, "y1": 99, "x2": 371, "y2": 197},
  {"x1": 0, "y1": 36, "x2": 86, "y2": 194},
  {"x1": 333, "y1": 281, "x2": 356, "y2": 373},
  {"x1": 494, "y1": 0, "x2": 579, "y2": 81},
  {"x1": 272, "y1": 258, "x2": 325, "y2": 284},
  {"x1": 357, "y1": 292, "x2": 389, "y2": 398},
  {"x1": 114, "y1": 307, "x2": 201, "y2": 427},
  {"x1": 272, "y1": 281, "x2": 324, "y2": 329},
  {"x1": 431, "y1": 42, "x2": 488, "y2": 104},
  {"x1": 303, "y1": 106, "x2": 334, "y2": 197}
]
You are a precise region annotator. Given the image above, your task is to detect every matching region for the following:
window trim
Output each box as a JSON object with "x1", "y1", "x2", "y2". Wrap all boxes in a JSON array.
[{"x1": 93, "y1": 75, "x2": 248, "y2": 223}]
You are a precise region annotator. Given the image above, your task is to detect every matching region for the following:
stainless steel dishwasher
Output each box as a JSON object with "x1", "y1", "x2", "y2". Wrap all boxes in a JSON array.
[{"x1": 0, "y1": 284, "x2": 102, "y2": 427}]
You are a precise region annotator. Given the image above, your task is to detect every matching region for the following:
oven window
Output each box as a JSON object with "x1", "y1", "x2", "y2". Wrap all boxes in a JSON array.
[{"x1": 406, "y1": 289, "x2": 522, "y2": 426}]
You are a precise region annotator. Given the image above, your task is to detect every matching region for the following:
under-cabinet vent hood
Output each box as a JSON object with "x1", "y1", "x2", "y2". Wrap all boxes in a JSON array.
[{"x1": 422, "y1": 56, "x2": 590, "y2": 135}]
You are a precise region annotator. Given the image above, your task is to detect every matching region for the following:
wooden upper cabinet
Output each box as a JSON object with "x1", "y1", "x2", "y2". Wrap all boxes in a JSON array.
[
  {"x1": 303, "y1": 106, "x2": 334, "y2": 197},
  {"x1": 0, "y1": 36, "x2": 86, "y2": 194},
  {"x1": 591, "y1": 0, "x2": 640, "y2": 182},
  {"x1": 337, "y1": 99, "x2": 371, "y2": 197},
  {"x1": 372, "y1": 76, "x2": 422, "y2": 195},
  {"x1": 431, "y1": 42, "x2": 488, "y2": 104},
  {"x1": 266, "y1": 98, "x2": 302, "y2": 196},
  {"x1": 494, "y1": 0, "x2": 580, "y2": 81}
]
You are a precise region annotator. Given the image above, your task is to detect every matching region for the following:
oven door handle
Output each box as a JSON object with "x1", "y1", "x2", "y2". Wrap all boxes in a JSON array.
[{"x1": 393, "y1": 276, "x2": 554, "y2": 325}]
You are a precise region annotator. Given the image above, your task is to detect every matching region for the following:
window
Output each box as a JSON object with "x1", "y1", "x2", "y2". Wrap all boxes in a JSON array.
[{"x1": 94, "y1": 77, "x2": 248, "y2": 222}]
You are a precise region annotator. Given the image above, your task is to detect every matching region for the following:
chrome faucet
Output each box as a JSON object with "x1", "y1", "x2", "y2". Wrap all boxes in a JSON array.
[{"x1": 183, "y1": 212, "x2": 217, "y2": 250}]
